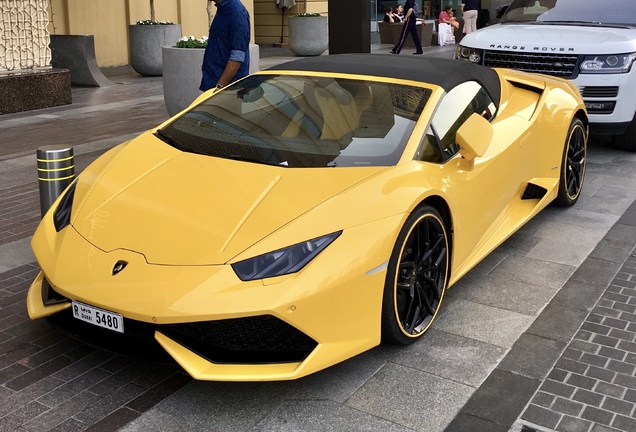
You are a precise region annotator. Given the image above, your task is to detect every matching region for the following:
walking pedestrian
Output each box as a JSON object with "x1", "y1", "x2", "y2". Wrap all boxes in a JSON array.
[
  {"x1": 200, "y1": 0, "x2": 251, "y2": 92},
  {"x1": 390, "y1": 0, "x2": 423, "y2": 55},
  {"x1": 461, "y1": 0, "x2": 479, "y2": 34}
]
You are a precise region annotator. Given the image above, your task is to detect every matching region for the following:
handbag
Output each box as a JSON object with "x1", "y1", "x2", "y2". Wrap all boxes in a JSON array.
[
  {"x1": 438, "y1": 23, "x2": 455, "y2": 46},
  {"x1": 412, "y1": 3, "x2": 422, "y2": 18}
]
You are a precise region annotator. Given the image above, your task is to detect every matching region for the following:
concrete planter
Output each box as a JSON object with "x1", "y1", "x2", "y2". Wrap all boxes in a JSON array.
[
  {"x1": 129, "y1": 24, "x2": 181, "y2": 76},
  {"x1": 162, "y1": 46, "x2": 205, "y2": 117},
  {"x1": 162, "y1": 44, "x2": 261, "y2": 117},
  {"x1": 289, "y1": 16, "x2": 328, "y2": 56}
]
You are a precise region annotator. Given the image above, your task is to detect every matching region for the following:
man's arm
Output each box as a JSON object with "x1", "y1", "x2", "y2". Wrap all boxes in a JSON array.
[
  {"x1": 218, "y1": 9, "x2": 250, "y2": 88},
  {"x1": 216, "y1": 60, "x2": 241, "y2": 87}
]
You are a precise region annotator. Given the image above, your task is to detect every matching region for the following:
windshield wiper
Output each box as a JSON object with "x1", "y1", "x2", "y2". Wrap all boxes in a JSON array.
[
  {"x1": 154, "y1": 129, "x2": 184, "y2": 150},
  {"x1": 224, "y1": 153, "x2": 275, "y2": 165},
  {"x1": 226, "y1": 154, "x2": 262, "y2": 163}
]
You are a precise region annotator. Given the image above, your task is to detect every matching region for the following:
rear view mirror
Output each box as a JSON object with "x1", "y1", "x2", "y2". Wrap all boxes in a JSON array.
[
  {"x1": 238, "y1": 86, "x2": 264, "y2": 103},
  {"x1": 457, "y1": 113, "x2": 493, "y2": 162}
]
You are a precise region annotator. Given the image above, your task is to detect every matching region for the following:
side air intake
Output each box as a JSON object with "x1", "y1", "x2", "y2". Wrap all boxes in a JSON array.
[{"x1": 522, "y1": 183, "x2": 548, "y2": 200}]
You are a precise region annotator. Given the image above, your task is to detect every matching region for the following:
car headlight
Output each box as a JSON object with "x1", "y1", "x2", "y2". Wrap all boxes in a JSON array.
[
  {"x1": 580, "y1": 53, "x2": 636, "y2": 74},
  {"x1": 53, "y1": 181, "x2": 77, "y2": 232},
  {"x1": 455, "y1": 46, "x2": 482, "y2": 64},
  {"x1": 232, "y1": 231, "x2": 342, "y2": 281}
]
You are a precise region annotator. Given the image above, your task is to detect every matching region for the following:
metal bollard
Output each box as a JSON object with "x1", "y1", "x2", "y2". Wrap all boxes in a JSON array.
[{"x1": 37, "y1": 145, "x2": 75, "y2": 217}]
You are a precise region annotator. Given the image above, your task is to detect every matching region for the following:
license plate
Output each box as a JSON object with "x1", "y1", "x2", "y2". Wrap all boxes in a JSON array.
[{"x1": 71, "y1": 301, "x2": 124, "y2": 333}]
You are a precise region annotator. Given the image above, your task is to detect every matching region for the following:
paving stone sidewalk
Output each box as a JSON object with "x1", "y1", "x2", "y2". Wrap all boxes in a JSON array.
[
  {"x1": 448, "y1": 199, "x2": 636, "y2": 432},
  {"x1": 514, "y1": 220, "x2": 636, "y2": 432}
]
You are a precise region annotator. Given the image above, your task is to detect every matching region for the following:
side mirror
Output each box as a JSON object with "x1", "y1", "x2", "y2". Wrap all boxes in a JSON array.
[
  {"x1": 496, "y1": 4, "x2": 509, "y2": 19},
  {"x1": 457, "y1": 113, "x2": 493, "y2": 162}
]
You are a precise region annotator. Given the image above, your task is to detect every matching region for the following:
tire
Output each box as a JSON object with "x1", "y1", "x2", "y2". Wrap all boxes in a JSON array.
[
  {"x1": 381, "y1": 205, "x2": 449, "y2": 345},
  {"x1": 553, "y1": 117, "x2": 587, "y2": 207},
  {"x1": 612, "y1": 112, "x2": 636, "y2": 152}
]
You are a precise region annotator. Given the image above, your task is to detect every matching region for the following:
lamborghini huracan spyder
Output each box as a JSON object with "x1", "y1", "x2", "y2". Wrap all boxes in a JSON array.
[{"x1": 27, "y1": 55, "x2": 587, "y2": 381}]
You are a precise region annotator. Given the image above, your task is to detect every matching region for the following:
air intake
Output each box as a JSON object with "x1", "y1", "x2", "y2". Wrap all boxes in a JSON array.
[{"x1": 522, "y1": 183, "x2": 548, "y2": 200}]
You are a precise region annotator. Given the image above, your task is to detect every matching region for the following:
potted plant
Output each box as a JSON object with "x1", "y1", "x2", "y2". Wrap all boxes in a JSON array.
[
  {"x1": 129, "y1": 0, "x2": 181, "y2": 76},
  {"x1": 288, "y1": 13, "x2": 327, "y2": 56}
]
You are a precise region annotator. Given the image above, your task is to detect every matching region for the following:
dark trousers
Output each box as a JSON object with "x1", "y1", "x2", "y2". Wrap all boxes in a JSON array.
[{"x1": 392, "y1": 19, "x2": 423, "y2": 54}]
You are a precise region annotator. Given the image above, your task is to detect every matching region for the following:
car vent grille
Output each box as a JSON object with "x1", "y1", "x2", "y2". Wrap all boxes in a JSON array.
[
  {"x1": 484, "y1": 51, "x2": 579, "y2": 77},
  {"x1": 163, "y1": 315, "x2": 318, "y2": 364},
  {"x1": 522, "y1": 183, "x2": 548, "y2": 200},
  {"x1": 580, "y1": 86, "x2": 619, "y2": 98},
  {"x1": 47, "y1": 308, "x2": 175, "y2": 363},
  {"x1": 42, "y1": 277, "x2": 68, "y2": 305}
]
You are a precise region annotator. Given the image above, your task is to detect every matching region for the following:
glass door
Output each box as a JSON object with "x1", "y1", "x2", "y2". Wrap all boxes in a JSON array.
[{"x1": 370, "y1": 0, "x2": 378, "y2": 31}]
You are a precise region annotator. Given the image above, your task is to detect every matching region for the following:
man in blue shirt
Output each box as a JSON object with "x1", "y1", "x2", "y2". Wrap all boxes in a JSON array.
[{"x1": 200, "y1": 0, "x2": 251, "y2": 92}]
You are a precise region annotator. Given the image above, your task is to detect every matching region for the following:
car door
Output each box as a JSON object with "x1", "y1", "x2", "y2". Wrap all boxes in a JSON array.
[{"x1": 416, "y1": 80, "x2": 530, "y2": 278}]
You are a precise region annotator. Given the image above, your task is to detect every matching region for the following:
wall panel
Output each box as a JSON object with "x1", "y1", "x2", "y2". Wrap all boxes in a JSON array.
[{"x1": 0, "y1": 0, "x2": 52, "y2": 71}]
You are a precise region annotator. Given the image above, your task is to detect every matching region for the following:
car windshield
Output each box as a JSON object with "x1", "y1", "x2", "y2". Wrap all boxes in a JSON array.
[
  {"x1": 157, "y1": 74, "x2": 432, "y2": 168},
  {"x1": 501, "y1": 0, "x2": 636, "y2": 26}
]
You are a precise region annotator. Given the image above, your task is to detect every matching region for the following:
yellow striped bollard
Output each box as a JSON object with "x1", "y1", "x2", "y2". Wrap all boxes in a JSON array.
[{"x1": 37, "y1": 146, "x2": 75, "y2": 217}]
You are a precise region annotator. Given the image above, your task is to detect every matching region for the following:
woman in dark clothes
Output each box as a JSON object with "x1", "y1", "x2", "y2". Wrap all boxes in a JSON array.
[
  {"x1": 390, "y1": 0, "x2": 423, "y2": 55},
  {"x1": 383, "y1": 6, "x2": 401, "y2": 23}
]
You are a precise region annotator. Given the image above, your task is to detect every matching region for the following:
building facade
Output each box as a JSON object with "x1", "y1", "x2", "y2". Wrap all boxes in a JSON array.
[{"x1": 0, "y1": 0, "x2": 490, "y2": 74}]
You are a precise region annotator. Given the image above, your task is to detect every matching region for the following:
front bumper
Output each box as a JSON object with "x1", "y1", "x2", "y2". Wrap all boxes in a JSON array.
[
  {"x1": 30, "y1": 276, "x2": 318, "y2": 369},
  {"x1": 572, "y1": 70, "x2": 636, "y2": 132},
  {"x1": 27, "y1": 215, "x2": 401, "y2": 381}
]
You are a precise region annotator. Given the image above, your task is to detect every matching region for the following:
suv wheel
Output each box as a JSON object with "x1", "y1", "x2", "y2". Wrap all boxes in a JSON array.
[{"x1": 612, "y1": 112, "x2": 636, "y2": 152}]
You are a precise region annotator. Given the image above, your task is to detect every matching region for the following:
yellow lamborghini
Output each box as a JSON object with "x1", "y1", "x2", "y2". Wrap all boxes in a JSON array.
[{"x1": 27, "y1": 54, "x2": 587, "y2": 381}]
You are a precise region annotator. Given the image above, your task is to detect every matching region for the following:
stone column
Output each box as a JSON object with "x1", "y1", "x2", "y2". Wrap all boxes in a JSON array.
[{"x1": 328, "y1": 0, "x2": 370, "y2": 54}]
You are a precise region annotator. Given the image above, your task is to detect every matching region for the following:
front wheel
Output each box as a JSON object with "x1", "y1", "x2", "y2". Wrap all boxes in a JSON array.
[
  {"x1": 381, "y1": 205, "x2": 449, "y2": 345},
  {"x1": 553, "y1": 117, "x2": 587, "y2": 207}
]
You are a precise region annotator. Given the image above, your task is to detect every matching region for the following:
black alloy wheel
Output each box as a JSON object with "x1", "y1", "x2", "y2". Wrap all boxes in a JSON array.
[
  {"x1": 554, "y1": 117, "x2": 587, "y2": 207},
  {"x1": 382, "y1": 205, "x2": 449, "y2": 345}
]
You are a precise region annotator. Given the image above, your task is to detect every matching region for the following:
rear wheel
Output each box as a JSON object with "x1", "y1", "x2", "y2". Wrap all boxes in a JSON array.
[
  {"x1": 612, "y1": 113, "x2": 636, "y2": 152},
  {"x1": 381, "y1": 205, "x2": 449, "y2": 345},
  {"x1": 553, "y1": 118, "x2": 587, "y2": 207}
]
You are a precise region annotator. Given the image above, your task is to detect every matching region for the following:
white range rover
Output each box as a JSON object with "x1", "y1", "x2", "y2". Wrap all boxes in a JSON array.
[{"x1": 456, "y1": 0, "x2": 636, "y2": 151}]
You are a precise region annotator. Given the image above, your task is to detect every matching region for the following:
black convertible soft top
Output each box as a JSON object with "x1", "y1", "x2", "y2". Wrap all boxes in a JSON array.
[{"x1": 267, "y1": 54, "x2": 502, "y2": 108}]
